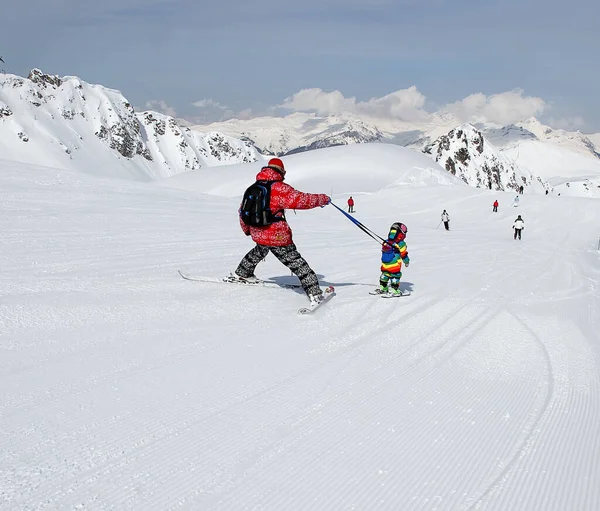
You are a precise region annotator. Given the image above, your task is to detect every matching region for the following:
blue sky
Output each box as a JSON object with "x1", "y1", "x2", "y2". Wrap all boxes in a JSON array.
[{"x1": 1, "y1": 0, "x2": 599, "y2": 131}]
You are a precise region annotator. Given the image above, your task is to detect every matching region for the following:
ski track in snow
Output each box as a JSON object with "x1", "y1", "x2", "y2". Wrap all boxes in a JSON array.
[{"x1": 1, "y1": 162, "x2": 600, "y2": 510}]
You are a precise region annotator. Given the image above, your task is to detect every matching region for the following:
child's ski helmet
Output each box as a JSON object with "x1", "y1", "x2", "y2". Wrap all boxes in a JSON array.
[{"x1": 388, "y1": 222, "x2": 408, "y2": 241}]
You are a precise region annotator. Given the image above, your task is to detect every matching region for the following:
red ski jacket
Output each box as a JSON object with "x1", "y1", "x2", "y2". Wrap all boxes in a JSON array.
[
  {"x1": 348, "y1": 197, "x2": 354, "y2": 206},
  {"x1": 239, "y1": 167, "x2": 330, "y2": 246}
]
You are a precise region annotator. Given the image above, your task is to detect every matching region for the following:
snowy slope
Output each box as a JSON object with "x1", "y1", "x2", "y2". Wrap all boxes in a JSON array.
[
  {"x1": 480, "y1": 123, "x2": 539, "y2": 148},
  {"x1": 515, "y1": 117, "x2": 600, "y2": 157},
  {"x1": 2, "y1": 148, "x2": 600, "y2": 510},
  {"x1": 0, "y1": 70, "x2": 260, "y2": 181},
  {"x1": 588, "y1": 133, "x2": 600, "y2": 150},
  {"x1": 162, "y1": 143, "x2": 464, "y2": 197},
  {"x1": 503, "y1": 141, "x2": 600, "y2": 198}
]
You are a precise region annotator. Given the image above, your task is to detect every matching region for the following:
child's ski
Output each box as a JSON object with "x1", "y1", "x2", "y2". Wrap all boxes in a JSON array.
[
  {"x1": 381, "y1": 291, "x2": 411, "y2": 298},
  {"x1": 298, "y1": 286, "x2": 335, "y2": 314},
  {"x1": 369, "y1": 288, "x2": 411, "y2": 297}
]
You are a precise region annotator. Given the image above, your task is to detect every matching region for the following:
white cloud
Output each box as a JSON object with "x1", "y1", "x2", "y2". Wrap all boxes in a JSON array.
[
  {"x1": 192, "y1": 98, "x2": 227, "y2": 109},
  {"x1": 442, "y1": 90, "x2": 547, "y2": 126},
  {"x1": 357, "y1": 87, "x2": 427, "y2": 121},
  {"x1": 280, "y1": 89, "x2": 356, "y2": 116},
  {"x1": 280, "y1": 86, "x2": 428, "y2": 121},
  {"x1": 181, "y1": 87, "x2": 576, "y2": 129},
  {"x1": 190, "y1": 98, "x2": 242, "y2": 123},
  {"x1": 279, "y1": 87, "x2": 550, "y2": 125},
  {"x1": 144, "y1": 99, "x2": 177, "y2": 117}
]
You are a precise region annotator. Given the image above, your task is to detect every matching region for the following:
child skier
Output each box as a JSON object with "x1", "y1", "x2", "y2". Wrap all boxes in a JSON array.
[{"x1": 373, "y1": 222, "x2": 410, "y2": 297}]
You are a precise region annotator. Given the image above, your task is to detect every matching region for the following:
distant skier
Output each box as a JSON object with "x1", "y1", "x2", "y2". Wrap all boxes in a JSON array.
[
  {"x1": 441, "y1": 210, "x2": 450, "y2": 230},
  {"x1": 376, "y1": 222, "x2": 410, "y2": 297},
  {"x1": 513, "y1": 195, "x2": 520, "y2": 207},
  {"x1": 347, "y1": 196, "x2": 355, "y2": 213},
  {"x1": 519, "y1": 185, "x2": 524, "y2": 194},
  {"x1": 493, "y1": 200, "x2": 499, "y2": 212},
  {"x1": 513, "y1": 215, "x2": 524, "y2": 240},
  {"x1": 233, "y1": 157, "x2": 331, "y2": 306}
]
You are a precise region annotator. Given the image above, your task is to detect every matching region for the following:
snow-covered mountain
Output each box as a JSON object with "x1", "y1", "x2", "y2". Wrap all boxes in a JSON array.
[
  {"x1": 190, "y1": 112, "x2": 386, "y2": 157},
  {"x1": 191, "y1": 111, "x2": 458, "y2": 157},
  {"x1": 420, "y1": 123, "x2": 600, "y2": 197},
  {"x1": 515, "y1": 117, "x2": 600, "y2": 157},
  {"x1": 192, "y1": 111, "x2": 600, "y2": 158},
  {"x1": 193, "y1": 112, "x2": 600, "y2": 197},
  {"x1": 0, "y1": 70, "x2": 261, "y2": 181},
  {"x1": 422, "y1": 124, "x2": 539, "y2": 192},
  {"x1": 479, "y1": 118, "x2": 600, "y2": 197}
]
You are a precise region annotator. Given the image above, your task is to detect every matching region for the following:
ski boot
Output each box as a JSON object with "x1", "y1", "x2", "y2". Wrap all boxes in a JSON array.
[{"x1": 226, "y1": 272, "x2": 263, "y2": 285}]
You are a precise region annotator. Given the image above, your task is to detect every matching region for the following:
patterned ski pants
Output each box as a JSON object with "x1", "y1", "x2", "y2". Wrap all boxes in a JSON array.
[
  {"x1": 380, "y1": 271, "x2": 402, "y2": 289},
  {"x1": 235, "y1": 243, "x2": 322, "y2": 297}
]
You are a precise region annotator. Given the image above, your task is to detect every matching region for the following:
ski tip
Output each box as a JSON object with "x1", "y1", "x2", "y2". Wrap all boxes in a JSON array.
[{"x1": 298, "y1": 287, "x2": 335, "y2": 314}]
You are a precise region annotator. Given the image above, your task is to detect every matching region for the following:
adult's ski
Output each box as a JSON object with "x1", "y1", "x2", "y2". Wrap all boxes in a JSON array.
[
  {"x1": 178, "y1": 270, "x2": 302, "y2": 289},
  {"x1": 298, "y1": 286, "x2": 335, "y2": 314}
]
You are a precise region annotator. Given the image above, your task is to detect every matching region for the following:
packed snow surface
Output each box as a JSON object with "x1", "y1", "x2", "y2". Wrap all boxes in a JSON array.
[{"x1": 1, "y1": 147, "x2": 600, "y2": 510}]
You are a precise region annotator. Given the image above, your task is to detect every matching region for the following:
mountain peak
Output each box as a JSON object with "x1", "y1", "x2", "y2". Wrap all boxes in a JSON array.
[
  {"x1": 27, "y1": 68, "x2": 63, "y2": 89},
  {"x1": 423, "y1": 125, "x2": 534, "y2": 191}
]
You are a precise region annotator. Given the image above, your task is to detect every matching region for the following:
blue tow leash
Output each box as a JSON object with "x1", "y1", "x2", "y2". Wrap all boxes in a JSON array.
[
  {"x1": 330, "y1": 202, "x2": 393, "y2": 247},
  {"x1": 330, "y1": 202, "x2": 363, "y2": 226}
]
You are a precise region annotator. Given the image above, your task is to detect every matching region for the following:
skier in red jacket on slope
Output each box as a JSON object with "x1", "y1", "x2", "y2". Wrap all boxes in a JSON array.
[{"x1": 232, "y1": 158, "x2": 331, "y2": 305}]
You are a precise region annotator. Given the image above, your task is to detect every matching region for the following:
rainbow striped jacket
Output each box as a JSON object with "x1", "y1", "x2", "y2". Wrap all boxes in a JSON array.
[{"x1": 380, "y1": 240, "x2": 409, "y2": 274}]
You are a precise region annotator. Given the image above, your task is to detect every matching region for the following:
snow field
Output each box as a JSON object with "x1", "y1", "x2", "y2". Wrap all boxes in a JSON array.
[{"x1": 1, "y1": 153, "x2": 600, "y2": 510}]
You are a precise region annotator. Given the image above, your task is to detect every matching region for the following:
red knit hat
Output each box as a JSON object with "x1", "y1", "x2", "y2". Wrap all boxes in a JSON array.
[{"x1": 267, "y1": 158, "x2": 285, "y2": 174}]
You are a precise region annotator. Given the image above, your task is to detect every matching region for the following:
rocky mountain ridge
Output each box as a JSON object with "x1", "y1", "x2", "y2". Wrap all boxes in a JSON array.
[{"x1": 0, "y1": 69, "x2": 261, "y2": 181}]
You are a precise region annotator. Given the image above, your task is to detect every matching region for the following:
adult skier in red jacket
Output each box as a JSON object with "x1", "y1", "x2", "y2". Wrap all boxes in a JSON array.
[{"x1": 232, "y1": 158, "x2": 331, "y2": 304}]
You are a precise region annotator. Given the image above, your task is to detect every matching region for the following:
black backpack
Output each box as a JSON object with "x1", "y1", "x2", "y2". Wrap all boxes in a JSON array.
[{"x1": 240, "y1": 180, "x2": 284, "y2": 227}]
